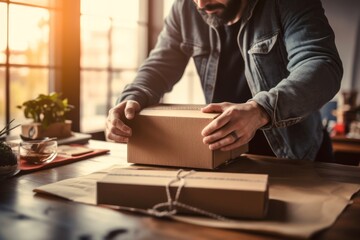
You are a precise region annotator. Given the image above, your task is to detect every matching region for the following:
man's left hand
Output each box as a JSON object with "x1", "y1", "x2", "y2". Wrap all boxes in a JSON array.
[{"x1": 201, "y1": 101, "x2": 270, "y2": 151}]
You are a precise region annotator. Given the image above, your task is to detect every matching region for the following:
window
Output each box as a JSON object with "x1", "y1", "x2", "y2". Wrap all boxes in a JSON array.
[
  {"x1": 0, "y1": 0, "x2": 148, "y2": 136},
  {"x1": 0, "y1": 0, "x2": 58, "y2": 134},
  {"x1": 80, "y1": 0, "x2": 148, "y2": 133},
  {"x1": 1, "y1": 0, "x2": 199, "y2": 137},
  {"x1": 162, "y1": 0, "x2": 205, "y2": 105},
  {"x1": 79, "y1": 0, "x2": 203, "y2": 133}
]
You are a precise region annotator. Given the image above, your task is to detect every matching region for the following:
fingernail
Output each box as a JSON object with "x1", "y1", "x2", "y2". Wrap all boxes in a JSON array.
[
  {"x1": 203, "y1": 137, "x2": 209, "y2": 144},
  {"x1": 201, "y1": 130, "x2": 207, "y2": 136},
  {"x1": 122, "y1": 125, "x2": 130, "y2": 133}
]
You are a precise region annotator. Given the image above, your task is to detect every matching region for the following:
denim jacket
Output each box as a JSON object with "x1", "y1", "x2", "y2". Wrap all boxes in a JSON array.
[{"x1": 120, "y1": 0, "x2": 343, "y2": 160}]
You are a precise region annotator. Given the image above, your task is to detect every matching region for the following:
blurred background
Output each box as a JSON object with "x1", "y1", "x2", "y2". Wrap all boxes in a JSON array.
[{"x1": 0, "y1": 0, "x2": 359, "y2": 140}]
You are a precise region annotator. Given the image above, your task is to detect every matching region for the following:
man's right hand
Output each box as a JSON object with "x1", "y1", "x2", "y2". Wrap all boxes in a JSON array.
[{"x1": 105, "y1": 100, "x2": 141, "y2": 143}]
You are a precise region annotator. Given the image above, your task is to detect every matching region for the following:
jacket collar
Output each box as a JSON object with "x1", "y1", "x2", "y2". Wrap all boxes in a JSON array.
[{"x1": 244, "y1": 0, "x2": 259, "y2": 21}]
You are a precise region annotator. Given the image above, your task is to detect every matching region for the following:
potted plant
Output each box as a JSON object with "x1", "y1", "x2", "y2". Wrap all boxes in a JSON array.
[{"x1": 17, "y1": 92, "x2": 74, "y2": 139}]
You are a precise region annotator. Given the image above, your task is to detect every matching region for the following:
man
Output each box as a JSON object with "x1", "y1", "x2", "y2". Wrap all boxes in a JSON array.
[{"x1": 106, "y1": 0, "x2": 343, "y2": 161}]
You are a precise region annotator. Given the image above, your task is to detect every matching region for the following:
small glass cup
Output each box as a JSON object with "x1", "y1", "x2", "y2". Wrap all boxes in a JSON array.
[{"x1": 20, "y1": 140, "x2": 57, "y2": 165}]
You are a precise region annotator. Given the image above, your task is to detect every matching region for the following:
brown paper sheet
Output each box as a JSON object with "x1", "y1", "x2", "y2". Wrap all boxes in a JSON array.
[{"x1": 33, "y1": 157, "x2": 360, "y2": 239}]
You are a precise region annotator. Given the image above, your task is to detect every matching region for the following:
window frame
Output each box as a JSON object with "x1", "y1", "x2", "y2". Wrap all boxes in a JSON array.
[
  {"x1": 0, "y1": 0, "x2": 60, "y2": 132},
  {"x1": 1, "y1": 0, "x2": 164, "y2": 138}
]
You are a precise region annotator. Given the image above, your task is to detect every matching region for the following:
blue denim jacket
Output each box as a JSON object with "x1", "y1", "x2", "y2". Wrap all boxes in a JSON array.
[{"x1": 120, "y1": 0, "x2": 343, "y2": 160}]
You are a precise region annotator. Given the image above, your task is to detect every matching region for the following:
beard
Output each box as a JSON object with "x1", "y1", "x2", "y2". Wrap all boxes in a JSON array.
[{"x1": 197, "y1": 0, "x2": 242, "y2": 26}]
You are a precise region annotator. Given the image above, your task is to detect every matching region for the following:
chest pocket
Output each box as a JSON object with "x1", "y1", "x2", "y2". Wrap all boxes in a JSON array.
[
  {"x1": 248, "y1": 33, "x2": 278, "y2": 54},
  {"x1": 247, "y1": 32, "x2": 288, "y2": 90}
]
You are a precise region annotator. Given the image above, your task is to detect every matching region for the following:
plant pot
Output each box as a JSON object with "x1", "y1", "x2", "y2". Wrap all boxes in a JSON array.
[{"x1": 21, "y1": 120, "x2": 72, "y2": 139}]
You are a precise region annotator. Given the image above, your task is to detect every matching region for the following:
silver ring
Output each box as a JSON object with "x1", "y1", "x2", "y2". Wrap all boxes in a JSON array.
[{"x1": 230, "y1": 131, "x2": 239, "y2": 141}]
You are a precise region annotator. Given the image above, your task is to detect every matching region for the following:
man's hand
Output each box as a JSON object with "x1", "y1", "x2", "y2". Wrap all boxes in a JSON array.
[
  {"x1": 201, "y1": 101, "x2": 270, "y2": 151},
  {"x1": 105, "y1": 100, "x2": 141, "y2": 143}
]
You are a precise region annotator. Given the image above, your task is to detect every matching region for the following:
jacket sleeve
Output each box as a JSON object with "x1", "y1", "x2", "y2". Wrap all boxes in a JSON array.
[
  {"x1": 118, "y1": 0, "x2": 190, "y2": 108},
  {"x1": 253, "y1": 0, "x2": 343, "y2": 129}
]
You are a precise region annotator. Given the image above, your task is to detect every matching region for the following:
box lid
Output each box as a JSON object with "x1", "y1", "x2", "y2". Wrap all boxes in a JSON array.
[{"x1": 100, "y1": 169, "x2": 268, "y2": 192}]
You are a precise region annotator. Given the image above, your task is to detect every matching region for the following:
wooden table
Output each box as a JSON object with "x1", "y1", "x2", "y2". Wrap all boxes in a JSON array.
[
  {"x1": 331, "y1": 135, "x2": 360, "y2": 165},
  {"x1": 1, "y1": 140, "x2": 359, "y2": 240}
]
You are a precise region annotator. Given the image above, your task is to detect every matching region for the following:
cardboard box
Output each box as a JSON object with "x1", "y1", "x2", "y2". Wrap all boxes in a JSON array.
[
  {"x1": 126, "y1": 104, "x2": 248, "y2": 169},
  {"x1": 97, "y1": 169, "x2": 269, "y2": 219}
]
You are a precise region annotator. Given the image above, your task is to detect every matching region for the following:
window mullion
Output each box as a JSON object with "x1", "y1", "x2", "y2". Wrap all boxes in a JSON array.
[
  {"x1": 5, "y1": 2, "x2": 10, "y2": 127},
  {"x1": 59, "y1": 0, "x2": 81, "y2": 132}
]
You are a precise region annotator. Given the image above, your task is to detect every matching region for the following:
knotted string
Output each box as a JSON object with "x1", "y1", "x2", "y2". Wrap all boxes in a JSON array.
[{"x1": 112, "y1": 169, "x2": 230, "y2": 221}]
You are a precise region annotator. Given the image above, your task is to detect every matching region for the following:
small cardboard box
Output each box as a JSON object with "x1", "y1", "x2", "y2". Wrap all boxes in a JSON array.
[
  {"x1": 97, "y1": 169, "x2": 269, "y2": 219},
  {"x1": 126, "y1": 104, "x2": 248, "y2": 169}
]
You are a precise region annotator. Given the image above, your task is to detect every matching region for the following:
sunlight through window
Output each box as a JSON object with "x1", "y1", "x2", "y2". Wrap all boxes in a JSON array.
[
  {"x1": 1, "y1": 0, "x2": 54, "y2": 134},
  {"x1": 10, "y1": 0, "x2": 51, "y2": 7},
  {"x1": 80, "y1": 0, "x2": 145, "y2": 132},
  {"x1": 0, "y1": 3, "x2": 6, "y2": 64},
  {"x1": 9, "y1": 4, "x2": 49, "y2": 65}
]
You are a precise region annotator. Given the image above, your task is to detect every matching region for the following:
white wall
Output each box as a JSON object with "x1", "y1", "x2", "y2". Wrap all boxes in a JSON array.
[{"x1": 322, "y1": 0, "x2": 360, "y2": 104}]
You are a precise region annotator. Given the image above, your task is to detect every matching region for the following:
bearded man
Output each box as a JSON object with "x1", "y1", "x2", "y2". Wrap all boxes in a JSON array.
[{"x1": 106, "y1": 0, "x2": 343, "y2": 162}]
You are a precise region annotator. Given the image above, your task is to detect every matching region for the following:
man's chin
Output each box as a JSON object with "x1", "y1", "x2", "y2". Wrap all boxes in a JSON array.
[
  {"x1": 198, "y1": 8, "x2": 227, "y2": 27},
  {"x1": 206, "y1": 14, "x2": 227, "y2": 26}
]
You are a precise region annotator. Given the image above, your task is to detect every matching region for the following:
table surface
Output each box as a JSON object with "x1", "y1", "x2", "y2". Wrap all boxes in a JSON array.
[
  {"x1": 331, "y1": 135, "x2": 360, "y2": 166},
  {"x1": 1, "y1": 140, "x2": 359, "y2": 240}
]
